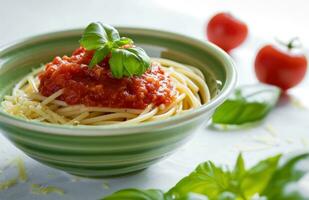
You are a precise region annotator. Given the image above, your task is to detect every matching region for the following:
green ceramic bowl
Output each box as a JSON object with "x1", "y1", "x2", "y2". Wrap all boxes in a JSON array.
[{"x1": 0, "y1": 28, "x2": 236, "y2": 177}]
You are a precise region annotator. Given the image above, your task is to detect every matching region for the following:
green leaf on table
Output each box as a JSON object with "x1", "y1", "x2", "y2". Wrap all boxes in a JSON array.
[
  {"x1": 101, "y1": 189, "x2": 166, "y2": 200},
  {"x1": 240, "y1": 154, "x2": 281, "y2": 197},
  {"x1": 217, "y1": 192, "x2": 236, "y2": 200},
  {"x1": 101, "y1": 189, "x2": 209, "y2": 200},
  {"x1": 212, "y1": 84, "x2": 281, "y2": 125},
  {"x1": 261, "y1": 153, "x2": 309, "y2": 200},
  {"x1": 232, "y1": 153, "x2": 246, "y2": 179},
  {"x1": 166, "y1": 154, "x2": 284, "y2": 200},
  {"x1": 178, "y1": 193, "x2": 208, "y2": 200},
  {"x1": 100, "y1": 153, "x2": 309, "y2": 200},
  {"x1": 166, "y1": 160, "x2": 232, "y2": 200}
]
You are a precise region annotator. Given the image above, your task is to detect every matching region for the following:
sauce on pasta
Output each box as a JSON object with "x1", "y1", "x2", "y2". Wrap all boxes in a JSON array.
[
  {"x1": 39, "y1": 48, "x2": 176, "y2": 109},
  {"x1": 1, "y1": 22, "x2": 211, "y2": 126}
]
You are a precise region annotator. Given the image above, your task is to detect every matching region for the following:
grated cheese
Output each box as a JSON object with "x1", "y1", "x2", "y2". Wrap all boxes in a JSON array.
[
  {"x1": 291, "y1": 97, "x2": 307, "y2": 110},
  {"x1": 102, "y1": 181, "x2": 110, "y2": 190},
  {"x1": 0, "y1": 158, "x2": 27, "y2": 191},
  {"x1": 285, "y1": 138, "x2": 294, "y2": 144},
  {"x1": 14, "y1": 158, "x2": 27, "y2": 182},
  {"x1": 0, "y1": 178, "x2": 18, "y2": 191},
  {"x1": 31, "y1": 184, "x2": 65, "y2": 195},
  {"x1": 252, "y1": 135, "x2": 280, "y2": 147},
  {"x1": 71, "y1": 176, "x2": 81, "y2": 182},
  {"x1": 301, "y1": 137, "x2": 309, "y2": 148},
  {"x1": 264, "y1": 124, "x2": 278, "y2": 137}
]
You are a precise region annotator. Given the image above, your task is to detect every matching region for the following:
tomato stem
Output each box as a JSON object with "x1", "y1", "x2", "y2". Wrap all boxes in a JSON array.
[
  {"x1": 275, "y1": 37, "x2": 301, "y2": 51},
  {"x1": 287, "y1": 37, "x2": 300, "y2": 50}
]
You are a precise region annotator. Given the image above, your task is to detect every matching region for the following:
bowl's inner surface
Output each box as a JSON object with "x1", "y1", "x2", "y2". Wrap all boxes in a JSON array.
[{"x1": 0, "y1": 28, "x2": 228, "y2": 125}]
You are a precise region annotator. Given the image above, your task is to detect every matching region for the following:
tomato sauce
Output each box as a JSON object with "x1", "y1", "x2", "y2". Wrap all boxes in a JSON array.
[{"x1": 38, "y1": 47, "x2": 176, "y2": 109}]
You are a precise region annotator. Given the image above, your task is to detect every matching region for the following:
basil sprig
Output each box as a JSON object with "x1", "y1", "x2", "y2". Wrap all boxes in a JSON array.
[
  {"x1": 103, "y1": 189, "x2": 166, "y2": 200},
  {"x1": 212, "y1": 84, "x2": 281, "y2": 125},
  {"x1": 101, "y1": 153, "x2": 309, "y2": 200},
  {"x1": 79, "y1": 22, "x2": 150, "y2": 78}
]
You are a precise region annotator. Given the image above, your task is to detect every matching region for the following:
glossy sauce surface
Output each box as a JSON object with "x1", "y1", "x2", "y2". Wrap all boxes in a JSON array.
[{"x1": 39, "y1": 48, "x2": 176, "y2": 109}]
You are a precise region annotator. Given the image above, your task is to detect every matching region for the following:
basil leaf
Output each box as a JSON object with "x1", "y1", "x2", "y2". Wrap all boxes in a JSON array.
[
  {"x1": 240, "y1": 155, "x2": 281, "y2": 197},
  {"x1": 79, "y1": 22, "x2": 109, "y2": 50},
  {"x1": 179, "y1": 193, "x2": 208, "y2": 200},
  {"x1": 218, "y1": 192, "x2": 236, "y2": 200},
  {"x1": 127, "y1": 47, "x2": 151, "y2": 73},
  {"x1": 109, "y1": 47, "x2": 150, "y2": 78},
  {"x1": 89, "y1": 45, "x2": 111, "y2": 67},
  {"x1": 109, "y1": 49, "x2": 124, "y2": 78},
  {"x1": 101, "y1": 189, "x2": 208, "y2": 200},
  {"x1": 114, "y1": 37, "x2": 134, "y2": 47},
  {"x1": 80, "y1": 22, "x2": 120, "y2": 50},
  {"x1": 232, "y1": 154, "x2": 246, "y2": 179},
  {"x1": 100, "y1": 153, "x2": 309, "y2": 200},
  {"x1": 123, "y1": 52, "x2": 141, "y2": 76},
  {"x1": 101, "y1": 189, "x2": 166, "y2": 200},
  {"x1": 166, "y1": 161, "x2": 231, "y2": 200},
  {"x1": 212, "y1": 84, "x2": 281, "y2": 125},
  {"x1": 79, "y1": 22, "x2": 151, "y2": 78},
  {"x1": 261, "y1": 153, "x2": 309, "y2": 200},
  {"x1": 99, "y1": 22, "x2": 120, "y2": 42},
  {"x1": 167, "y1": 154, "x2": 282, "y2": 200}
]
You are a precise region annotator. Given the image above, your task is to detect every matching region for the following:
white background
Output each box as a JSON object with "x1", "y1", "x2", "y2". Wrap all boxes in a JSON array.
[{"x1": 0, "y1": 0, "x2": 309, "y2": 199}]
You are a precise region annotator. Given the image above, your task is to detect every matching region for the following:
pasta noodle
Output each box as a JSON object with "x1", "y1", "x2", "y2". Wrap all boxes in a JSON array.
[{"x1": 1, "y1": 58, "x2": 211, "y2": 126}]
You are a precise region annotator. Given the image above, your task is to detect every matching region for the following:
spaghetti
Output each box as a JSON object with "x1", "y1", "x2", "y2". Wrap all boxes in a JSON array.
[{"x1": 1, "y1": 58, "x2": 210, "y2": 126}]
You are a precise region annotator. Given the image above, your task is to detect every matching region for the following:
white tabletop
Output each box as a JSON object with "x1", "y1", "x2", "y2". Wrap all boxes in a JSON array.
[{"x1": 1, "y1": 0, "x2": 309, "y2": 199}]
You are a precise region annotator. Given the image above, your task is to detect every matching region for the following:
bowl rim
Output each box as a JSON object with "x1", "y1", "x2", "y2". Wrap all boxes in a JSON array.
[{"x1": 0, "y1": 27, "x2": 237, "y2": 136}]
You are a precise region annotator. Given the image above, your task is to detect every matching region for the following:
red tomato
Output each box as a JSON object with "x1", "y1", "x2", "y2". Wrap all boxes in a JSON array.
[
  {"x1": 255, "y1": 42, "x2": 307, "y2": 91},
  {"x1": 206, "y1": 12, "x2": 248, "y2": 52}
]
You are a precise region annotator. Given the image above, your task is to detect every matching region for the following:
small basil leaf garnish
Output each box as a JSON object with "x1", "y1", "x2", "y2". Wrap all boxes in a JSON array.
[
  {"x1": 109, "y1": 49, "x2": 124, "y2": 78},
  {"x1": 109, "y1": 47, "x2": 150, "y2": 79},
  {"x1": 123, "y1": 51, "x2": 141, "y2": 77},
  {"x1": 79, "y1": 22, "x2": 109, "y2": 50},
  {"x1": 79, "y1": 22, "x2": 150, "y2": 78},
  {"x1": 127, "y1": 47, "x2": 151, "y2": 72},
  {"x1": 99, "y1": 22, "x2": 120, "y2": 41},
  {"x1": 89, "y1": 45, "x2": 110, "y2": 67},
  {"x1": 113, "y1": 37, "x2": 134, "y2": 47}
]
